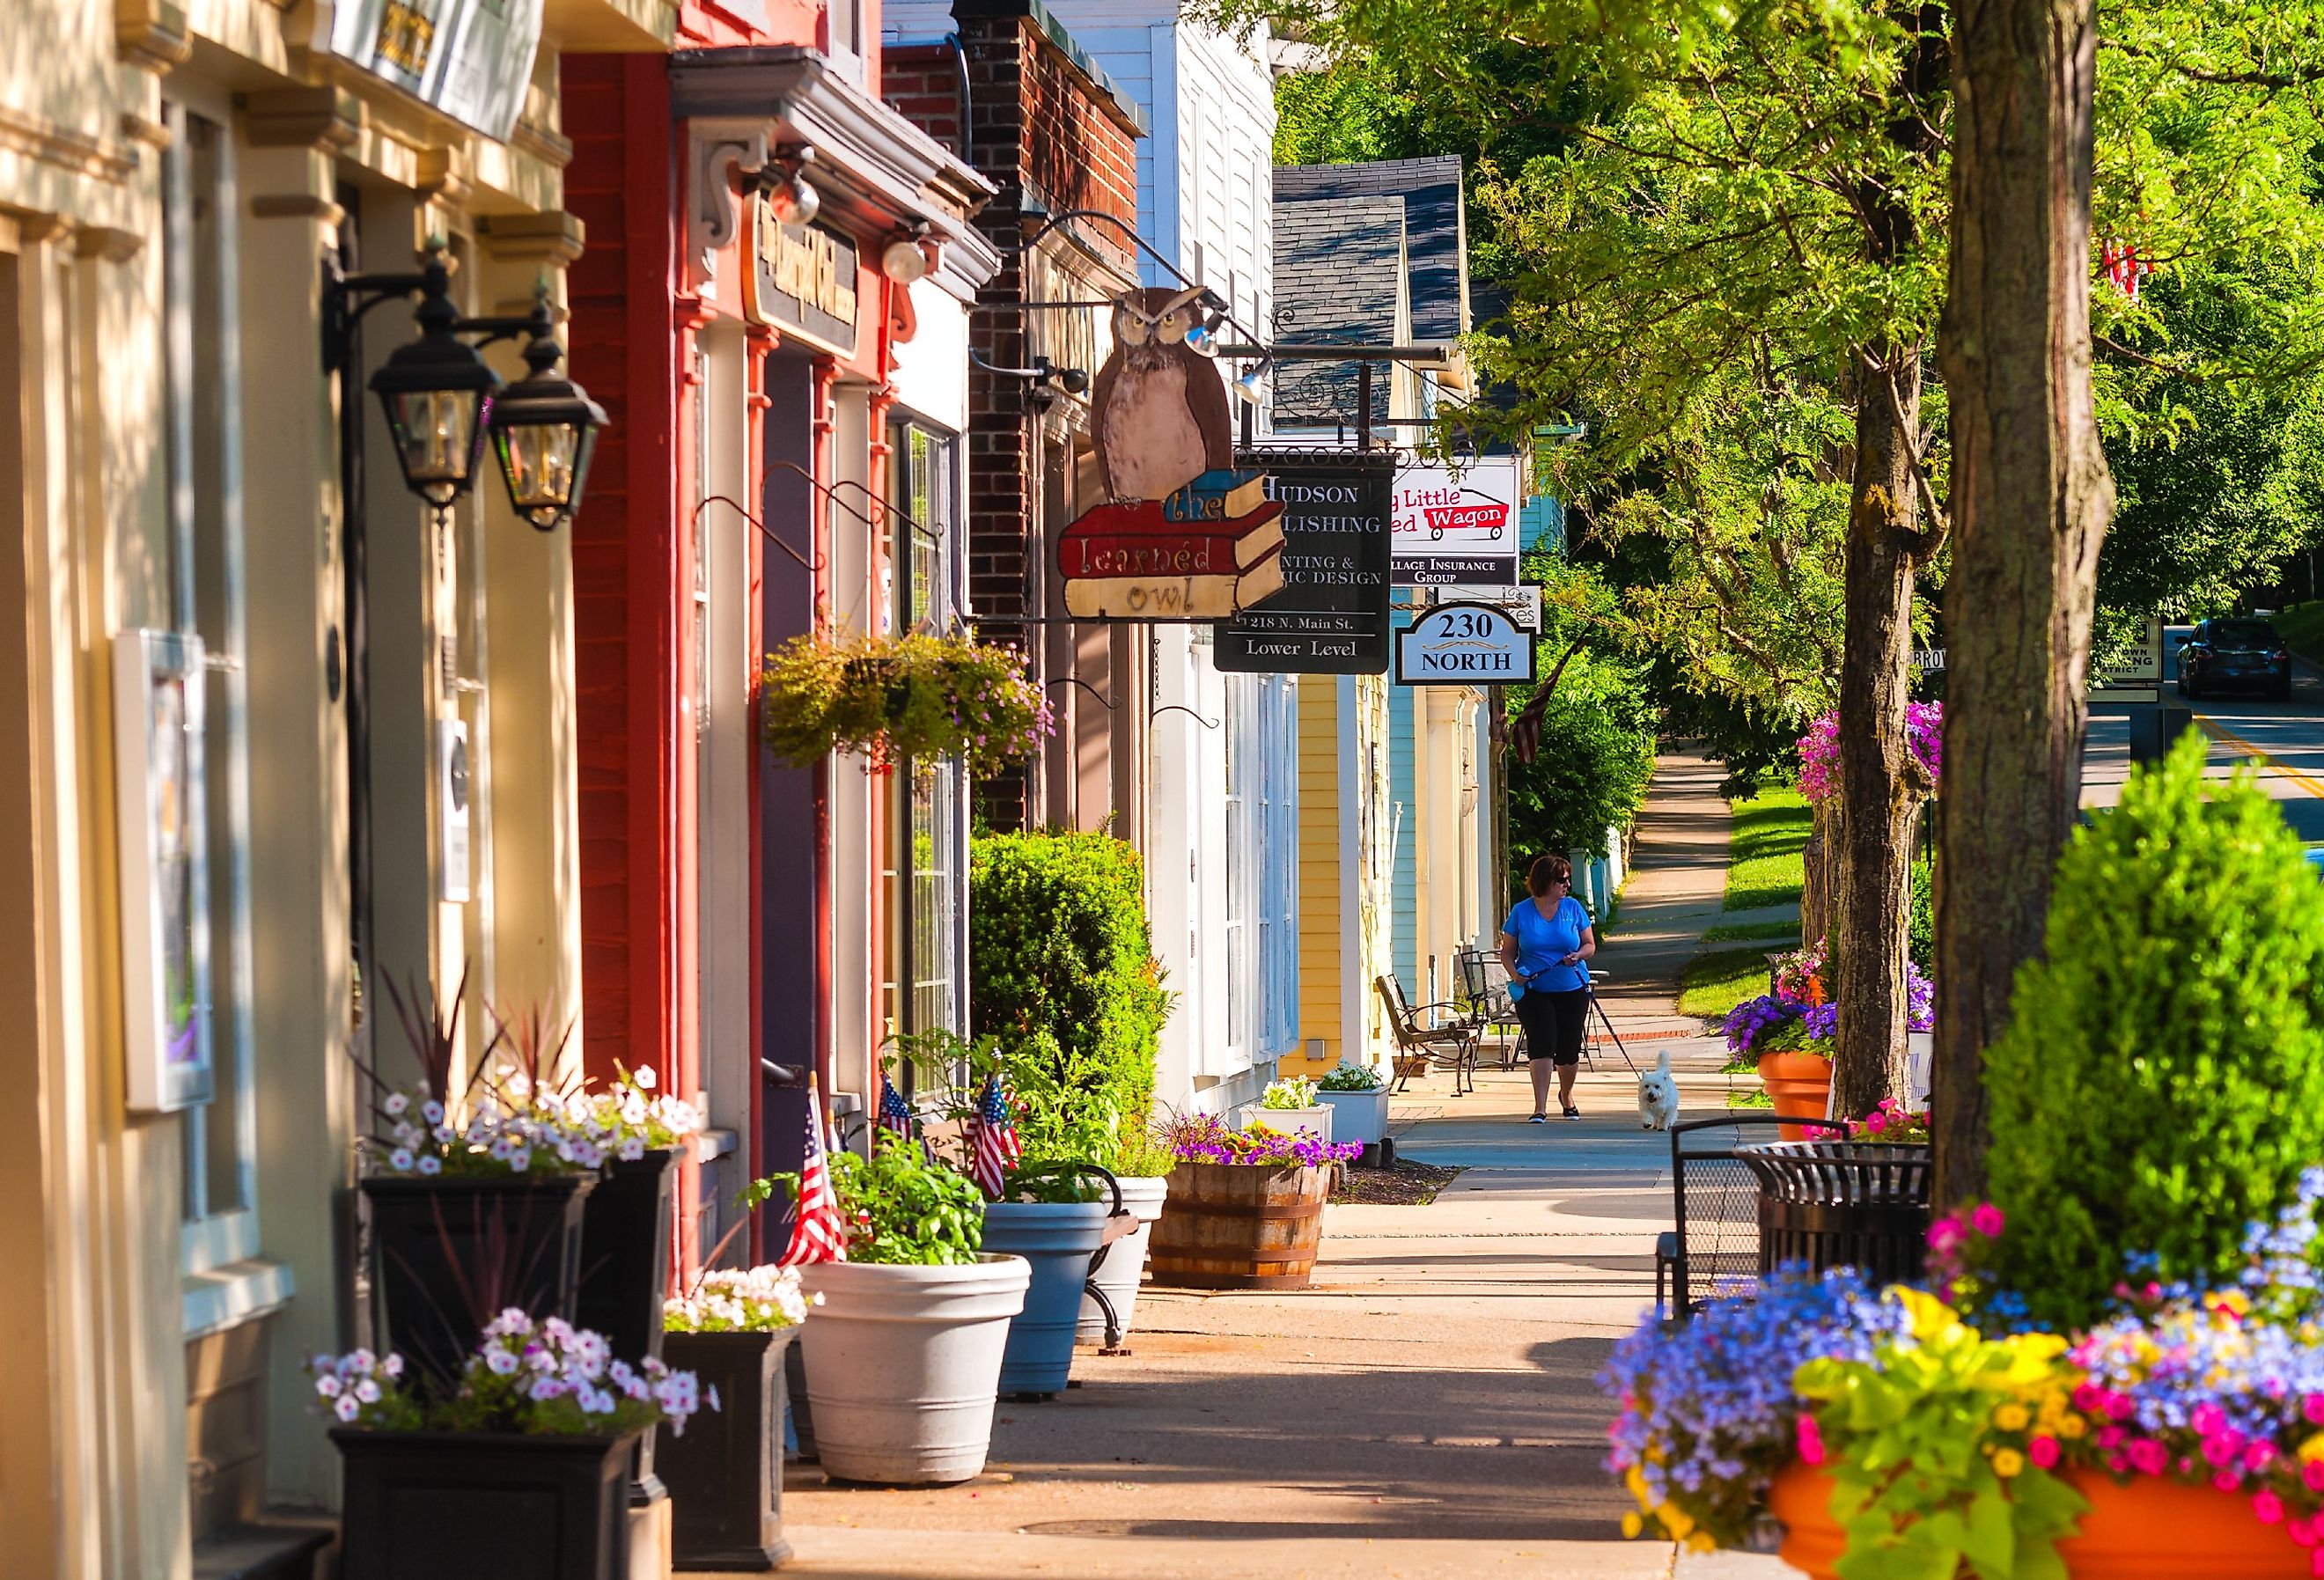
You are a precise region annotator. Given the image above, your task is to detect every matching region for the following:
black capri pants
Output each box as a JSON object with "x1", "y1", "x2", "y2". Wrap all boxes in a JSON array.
[{"x1": 1514, "y1": 987, "x2": 1589, "y2": 1067}]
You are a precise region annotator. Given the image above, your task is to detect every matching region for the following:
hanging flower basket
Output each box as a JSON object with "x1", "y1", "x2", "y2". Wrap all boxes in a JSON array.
[{"x1": 761, "y1": 629, "x2": 1052, "y2": 774}]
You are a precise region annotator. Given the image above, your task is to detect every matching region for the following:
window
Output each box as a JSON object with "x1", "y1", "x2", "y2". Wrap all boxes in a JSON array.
[
  {"x1": 1224, "y1": 680, "x2": 1247, "y2": 1065},
  {"x1": 888, "y1": 425, "x2": 964, "y2": 1039},
  {"x1": 164, "y1": 103, "x2": 258, "y2": 1274}
]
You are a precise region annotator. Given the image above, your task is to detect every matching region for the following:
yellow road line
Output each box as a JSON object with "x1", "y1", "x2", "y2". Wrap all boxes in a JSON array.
[{"x1": 2194, "y1": 714, "x2": 2324, "y2": 802}]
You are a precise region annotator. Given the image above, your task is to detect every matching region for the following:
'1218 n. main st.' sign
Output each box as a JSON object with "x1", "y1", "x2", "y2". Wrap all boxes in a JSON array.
[{"x1": 1394, "y1": 602, "x2": 1535, "y2": 686}]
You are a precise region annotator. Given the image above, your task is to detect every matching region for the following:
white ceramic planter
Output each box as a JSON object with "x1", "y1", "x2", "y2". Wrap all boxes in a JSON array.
[
  {"x1": 1247, "y1": 1105, "x2": 1333, "y2": 1143},
  {"x1": 1316, "y1": 1086, "x2": 1389, "y2": 1146},
  {"x1": 1907, "y1": 1031, "x2": 1933, "y2": 1106},
  {"x1": 796, "y1": 1253, "x2": 1030, "y2": 1485},
  {"x1": 1077, "y1": 1174, "x2": 1168, "y2": 1347}
]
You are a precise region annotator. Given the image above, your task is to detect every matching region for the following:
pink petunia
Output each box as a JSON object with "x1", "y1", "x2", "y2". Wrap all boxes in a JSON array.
[
  {"x1": 1970, "y1": 1202, "x2": 2005, "y2": 1238},
  {"x1": 2127, "y1": 1439, "x2": 2169, "y2": 1476},
  {"x1": 2029, "y1": 1436, "x2": 2061, "y2": 1470},
  {"x1": 1797, "y1": 1412, "x2": 1827, "y2": 1467},
  {"x1": 2256, "y1": 1491, "x2": 2287, "y2": 1525},
  {"x1": 2302, "y1": 1459, "x2": 2324, "y2": 1493},
  {"x1": 1928, "y1": 1216, "x2": 1967, "y2": 1257},
  {"x1": 2292, "y1": 1518, "x2": 2320, "y2": 1549},
  {"x1": 2193, "y1": 1404, "x2": 2227, "y2": 1437},
  {"x1": 2074, "y1": 1384, "x2": 2107, "y2": 1414},
  {"x1": 2215, "y1": 1471, "x2": 2242, "y2": 1494},
  {"x1": 2097, "y1": 1425, "x2": 2127, "y2": 1451},
  {"x1": 2306, "y1": 1394, "x2": 2324, "y2": 1426}
]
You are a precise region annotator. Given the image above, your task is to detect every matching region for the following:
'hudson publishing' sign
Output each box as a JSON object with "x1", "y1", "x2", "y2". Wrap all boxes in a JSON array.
[{"x1": 1212, "y1": 451, "x2": 1394, "y2": 674}]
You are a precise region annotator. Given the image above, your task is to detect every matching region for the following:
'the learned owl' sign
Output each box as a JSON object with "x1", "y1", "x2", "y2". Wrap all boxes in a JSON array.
[{"x1": 1056, "y1": 287, "x2": 1281, "y2": 621}]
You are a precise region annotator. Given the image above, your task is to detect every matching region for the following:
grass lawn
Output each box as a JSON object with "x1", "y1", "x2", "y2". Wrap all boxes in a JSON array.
[
  {"x1": 1701, "y1": 916, "x2": 1802, "y2": 944},
  {"x1": 1676, "y1": 945, "x2": 1776, "y2": 1019},
  {"x1": 2276, "y1": 601, "x2": 2324, "y2": 666},
  {"x1": 1725, "y1": 787, "x2": 1813, "y2": 911}
]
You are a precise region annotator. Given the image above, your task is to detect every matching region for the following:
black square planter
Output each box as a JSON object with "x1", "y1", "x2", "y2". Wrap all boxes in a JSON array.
[
  {"x1": 575, "y1": 1149, "x2": 680, "y2": 1505},
  {"x1": 659, "y1": 1329, "x2": 795, "y2": 1571},
  {"x1": 333, "y1": 1428, "x2": 637, "y2": 1580},
  {"x1": 361, "y1": 1174, "x2": 596, "y2": 1391}
]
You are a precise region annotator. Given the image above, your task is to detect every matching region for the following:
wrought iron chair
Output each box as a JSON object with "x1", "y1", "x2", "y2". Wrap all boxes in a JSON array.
[
  {"x1": 1377, "y1": 974, "x2": 1480, "y2": 1096},
  {"x1": 1656, "y1": 1113, "x2": 1847, "y2": 1320},
  {"x1": 1455, "y1": 948, "x2": 1523, "y2": 1069}
]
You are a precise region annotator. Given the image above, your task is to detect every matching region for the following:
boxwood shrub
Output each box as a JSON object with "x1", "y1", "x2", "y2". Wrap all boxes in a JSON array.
[
  {"x1": 1982, "y1": 731, "x2": 2324, "y2": 1329},
  {"x1": 969, "y1": 831, "x2": 1170, "y2": 1143}
]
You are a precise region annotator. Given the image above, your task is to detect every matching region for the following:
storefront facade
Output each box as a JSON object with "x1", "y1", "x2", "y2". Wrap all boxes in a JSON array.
[
  {"x1": 563, "y1": 11, "x2": 995, "y2": 1257},
  {"x1": 0, "y1": 0, "x2": 673, "y2": 1567}
]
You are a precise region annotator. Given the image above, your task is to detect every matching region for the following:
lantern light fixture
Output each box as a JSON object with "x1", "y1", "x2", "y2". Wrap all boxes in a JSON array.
[
  {"x1": 366, "y1": 257, "x2": 502, "y2": 508},
  {"x1": 760, "y1": 145, "x2": 821, "y2": 227},
  {"x1": 489, "y1": 317, "x2": 609, "y2": 533}
]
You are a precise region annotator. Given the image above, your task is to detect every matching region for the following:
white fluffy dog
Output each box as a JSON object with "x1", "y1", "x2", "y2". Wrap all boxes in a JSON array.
[{"x1": 1636, "y1": 1048, "x2": 1680, "y2": 1131}]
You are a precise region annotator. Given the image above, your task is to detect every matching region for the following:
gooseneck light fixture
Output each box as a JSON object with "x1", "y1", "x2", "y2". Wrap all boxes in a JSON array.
[{"x1": 325, "y1": 247, "x2": 609, "y2": 532}]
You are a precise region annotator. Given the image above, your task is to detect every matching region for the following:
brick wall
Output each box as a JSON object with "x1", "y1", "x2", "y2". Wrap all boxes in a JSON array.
[{"x1": 885, "y1": 20, "x2": 1139, "y2": 828}]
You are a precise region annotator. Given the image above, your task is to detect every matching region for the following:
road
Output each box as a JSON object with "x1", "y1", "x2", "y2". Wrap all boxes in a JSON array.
[{"x1": 2084, "y1": 664, "x2": 2324, "y2": 841}]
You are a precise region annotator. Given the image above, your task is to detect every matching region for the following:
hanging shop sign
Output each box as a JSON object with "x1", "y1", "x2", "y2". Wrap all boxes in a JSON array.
[
  {"x1": 745, "y1": 208, "x2": 862, "y2": 358},
  {"x1": 1392, "y1": 457, "x2": 1521, "y2": 586},
  {"x1": 1213, "y1": 451, "x2": 1395, "y2": 674},
  {"x1": 1059, "y1": 288, "x2": 1282, "y2": 619},
  {"x1": 113, "y1": 629, "x2": 214, "y2": 1113},
  {"x1": 1429, "y1": 583, "x2": 1540, "y2": 632},
  {"x1": 1395, "y1": 601, "x2": 1536, "y2": 685},
  {"x1": 327, "y1": 0, "x2": 544, "y2": 141}
]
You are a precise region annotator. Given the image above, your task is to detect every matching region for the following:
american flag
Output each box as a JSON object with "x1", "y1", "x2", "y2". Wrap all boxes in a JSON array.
[
  {"x1": 963, "y1": 1073, "x2": 1022, "y2": 1201},
  {"x1": 878, "y1": 1074, "x2": 915, "y2": 1139},
  {"x1": 777, "y1": 1077, "x2": 848, "y2": 1267}
]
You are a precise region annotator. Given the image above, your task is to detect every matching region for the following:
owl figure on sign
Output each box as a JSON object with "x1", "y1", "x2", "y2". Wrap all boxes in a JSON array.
[{"x1": 1088, "y1": 285, "x2": 1233, "y2": 504}]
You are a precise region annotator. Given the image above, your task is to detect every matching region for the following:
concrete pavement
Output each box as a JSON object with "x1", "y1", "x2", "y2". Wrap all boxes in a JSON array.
[{"x1": 762, "y1": 750, "x2": 1787, "y2": 1579}]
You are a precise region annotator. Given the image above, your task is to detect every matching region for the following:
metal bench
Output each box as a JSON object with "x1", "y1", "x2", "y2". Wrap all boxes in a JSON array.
[
  {"x1": 1656, "y1": 1113, "x2": 1847, "y2": 1320},
  {"x1": 1377, "y1": 974, "x2": 1480, "y2": 1096}
]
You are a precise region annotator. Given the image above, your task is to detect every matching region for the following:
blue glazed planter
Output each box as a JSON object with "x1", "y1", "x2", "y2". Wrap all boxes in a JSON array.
[{"x1": 977, "y1": 1202, "x2": 1109, "y2": 1397}]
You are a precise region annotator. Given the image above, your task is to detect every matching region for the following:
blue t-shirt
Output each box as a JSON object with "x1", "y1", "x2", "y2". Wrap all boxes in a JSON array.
[{"x1": 1503, "y1": 896, "x2": 1593, "y2": 997}]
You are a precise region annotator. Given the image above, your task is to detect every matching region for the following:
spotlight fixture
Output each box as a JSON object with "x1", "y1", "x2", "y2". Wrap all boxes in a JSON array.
[
  {"x1": 1232, "y1": 358, "x2": 1272, "y2": 406},
  {"x1": 760, "y1": 145, "x2": 820, "y2": 226},
  {"x1": 881, "y1": 224, "x2": 934, "y2": 284}
]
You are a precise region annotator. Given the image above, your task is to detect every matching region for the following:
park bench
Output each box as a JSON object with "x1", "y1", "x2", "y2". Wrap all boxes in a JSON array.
[{"x1": 1377, "y1": 974, "x2": 1480, "y2": 1096}]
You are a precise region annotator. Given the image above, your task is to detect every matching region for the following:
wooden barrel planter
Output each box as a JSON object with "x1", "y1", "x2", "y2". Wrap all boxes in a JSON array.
[{"x1": 1148, "y1": 1162, "x2": 1330, "y2": 1290}]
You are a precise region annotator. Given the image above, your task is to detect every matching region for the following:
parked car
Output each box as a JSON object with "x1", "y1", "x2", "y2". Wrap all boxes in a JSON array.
[{"x1": 2177, "y1": 617, "x2": 2292, "y2": 702}]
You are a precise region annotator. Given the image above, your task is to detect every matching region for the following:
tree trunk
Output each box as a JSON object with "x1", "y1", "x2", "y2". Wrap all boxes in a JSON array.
[
  {"x1": 1830, "y1": 342, "x2": 1923, "y2": 1120},
  {"x1": 1931, "y1": 0, "x2": 2115, "y2": 1204}
]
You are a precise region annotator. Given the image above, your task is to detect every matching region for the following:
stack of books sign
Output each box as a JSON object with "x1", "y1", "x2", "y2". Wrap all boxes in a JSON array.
[{"x1": 1057, "y1": 470, "x2": 1283, "y2": 619}]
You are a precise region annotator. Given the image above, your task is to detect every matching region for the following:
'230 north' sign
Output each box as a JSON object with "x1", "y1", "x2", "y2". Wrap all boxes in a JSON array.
[{"x1": 1394, "y1": 601, "x2": 1535, "y2": 685}]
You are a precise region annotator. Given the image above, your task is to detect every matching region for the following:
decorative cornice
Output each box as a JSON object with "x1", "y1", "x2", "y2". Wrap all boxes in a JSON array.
[
  {"x1": 681, "y1": 116, "x2": 769, "y2": 260},
  {"x1": 509, "y1": 119, "x2": 573, "y2": 172},
  {"x1": 75, "y1": 225, "x2": 143, "y2": 262},
  {"x1": 250, "y1": 193, "x2": 347, "y2": 225},
  {"x1": 115, "y1": 0, "x2": 193, "y2": 73},
  {"x1": 414, "y1": 146, "x2": 467, "y2": 206},
  {"x1": 480, "y1": 210, "x2": 586, "y2": 266},
  {"x1": 0, "y1": 105, "x2": 141, "y2": 185},
  {"x1": 240, "y1": 87, "x2": 364, "y2": 152},
  {"x1": 119, "y1": 111, "x2": 171, "y2": 151}
]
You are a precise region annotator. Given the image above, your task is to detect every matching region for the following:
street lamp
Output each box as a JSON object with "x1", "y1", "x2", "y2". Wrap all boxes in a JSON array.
[
  {"x1": 490, "y1": 327, "x2": 607, "y2": 533},
  {"x1": 367, "y1": 258, "x2": 502, "y2": 508}
]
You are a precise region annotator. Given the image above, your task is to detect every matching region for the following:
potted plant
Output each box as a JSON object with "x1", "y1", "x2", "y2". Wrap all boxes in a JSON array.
[
  {"x1": 1605, "y1": 739, "x2": 2324, "y2": 1576},
  {"x1": 320, "y1": 1312, "x2": 705, "y2": 1580},
  {"x1": 1148, "y1": 1113, "x2": 1361, "y2": 1290},
  {"x1": 660, "y1": 1265, "x2": 811, "y2": 1571},
  {"x1": 977, "y1": 1164, "x2": 1114, "y2": 1399},
  {"x1": 1315, "y1": 1063, "x2": 1390, "y2": 1154},
  {"x1": 791, "y1": 1143, "x2": 1030, "y2": 1485},
  {"x1": 1720, "y1": 986, "x2": 1828, "y2": 1142},
  {"x1": 1250, "y1": 1074, "x2": 1333, "y2": 1143},
  {"x1": 761, "y1": 628, "x2": 1052, "y2": 774},
  {"x1": 1081, "y1": 1125, "x2": 1175, "y2": 1349},
  {"x1": 356, "y1": 970, "x2": 608, "y2": 1388}
]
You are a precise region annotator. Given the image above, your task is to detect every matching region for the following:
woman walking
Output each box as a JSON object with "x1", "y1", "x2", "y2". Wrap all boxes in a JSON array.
[{"x1": 1499, "y1": 855, "x2": 1597, "y2": 1122}]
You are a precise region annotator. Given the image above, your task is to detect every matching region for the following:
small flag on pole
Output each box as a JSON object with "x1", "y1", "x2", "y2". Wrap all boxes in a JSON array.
[
  {"x1": 963, "y1": 1073, "x2": 1022, "y2": 1201},
  {"x1": 878, "y1": 1074, "x2": 915, "y2": 1139},
  {"x1": 777, "y1": 1076, "x2": 848, "y2": 1268}
]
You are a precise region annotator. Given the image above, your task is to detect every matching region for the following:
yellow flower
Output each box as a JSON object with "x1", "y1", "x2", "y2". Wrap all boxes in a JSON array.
[
  {"x1": 1990, "y1": 1448, "x2": 2026, "y2": 1478},
  {"x1": 1626, "y1": 1466, "x2": 1651, "y2": 1503},
  {"x1": 1994, "y1": 1403, "x2": 2031, "y2": 1432},
  {"x1": 1658, "y1": 1503, "x2": 1696, "y2": 1541},
  {"x1": 1622, "y1": 1512, "x2": 1644, "y2": 1540},
  {"x1": 2059, "y1": 1414, "x2": 2088, "y2": 1439},
  {"x1": 2300, "y1": 1434, "x2": 2324, "y2": 1465},
  {"x1": 1896, "y1": 1287, "x2": 1966, "y2": 1343},
  {"x1": 1688, "y1": 1533, "x2": 1717, "y2": 1553}
]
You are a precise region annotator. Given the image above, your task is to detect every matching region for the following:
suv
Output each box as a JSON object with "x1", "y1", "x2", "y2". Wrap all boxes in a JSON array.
[{"x1": 2178, "y1": 617, "x2": 2292, "y2": 702}]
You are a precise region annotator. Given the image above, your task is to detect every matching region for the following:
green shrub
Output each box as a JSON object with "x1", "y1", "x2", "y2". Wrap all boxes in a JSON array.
[
  {"x1": 970, "y1": 831, "x2": 1170, "y2": 1151},
  {"x1": 1907, "y1": 852, "x2": 1934, "y2": 970},
  {"x1": 1505, "y1": 653, "x2": 1656, "y2": 884},
  {"x1": 1982, "y1": 731, "x2": 2324, "y2": 1330}
]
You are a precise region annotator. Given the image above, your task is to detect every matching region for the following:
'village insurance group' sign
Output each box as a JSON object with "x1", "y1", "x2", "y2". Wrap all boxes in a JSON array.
[
  {"x1": 1394, "y1": 601, "x2": 1535, "y2": 686},
  {"x1": 1391, "y1": 457, "x2": 1521, "y2": 586}
]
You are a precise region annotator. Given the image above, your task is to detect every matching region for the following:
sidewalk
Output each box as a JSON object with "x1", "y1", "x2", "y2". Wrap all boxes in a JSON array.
[{"x1": 760, "y1": 751, "x2": 1783, "y2": 1578}]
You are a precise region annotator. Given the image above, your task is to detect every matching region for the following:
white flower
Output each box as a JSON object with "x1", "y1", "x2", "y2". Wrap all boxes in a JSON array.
[
  {"x1": 334, "y1": 1393, "x2": 362, "y2": 1422},
  {"x1": 508, "y1": 1145, "x2": 532, "y2": 1172},
  {"x1": 382, "y1": 1354, "x2": 404, "y2": 1378},
  {"x1": 383, "y1": 1091, "x2": 409, "y2": 1117},
  {"x1": 416, "y1": 1155, "x2": 442, "y2": 1176},
  {"x1": 504, "y1": 1070, "x2": 533, "y2": 1098},
  {"x1": 618, "y1": 1137, "x2": 645, "y2": 1162},
  {"x1": 485, "y1": 1347, "x2": 521, "y2": 1377},
  {"x1": 706, "y1": 1384, "x2": 721, "y2": 1414},
  {"x1": 421, "y1": 1099, "x2": 445, "y2": 1124},
  {"x1": 355, "y1": 1377, "x2": 382, "y2": 1404},
  {"x1": 314, "y1": 1373, "x2": 342, "y2": 1398},
  {"x1": 527, "y1": 1375, "x2": 566, "y2": 1402},
  {"x1": 633, "y1": 1067, "x2": 657, "y2": 1091},
  {"x1": 388, "y1": 1148, "x2": 415, "y2": 1172}
]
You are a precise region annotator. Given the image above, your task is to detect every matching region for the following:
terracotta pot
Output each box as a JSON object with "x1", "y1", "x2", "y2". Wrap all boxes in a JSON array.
[
  {"x1": 1756, "y1": 1052, "x2": 1835, "y2": 1143},
  {"x1": 1770, "y1": 1463, "x2": 2309, "y2": 1578}
]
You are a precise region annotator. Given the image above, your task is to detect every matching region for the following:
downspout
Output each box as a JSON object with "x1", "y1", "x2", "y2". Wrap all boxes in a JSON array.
[{"x1": 812, "y1": 358, "x2": 837, "y2": 1106}]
